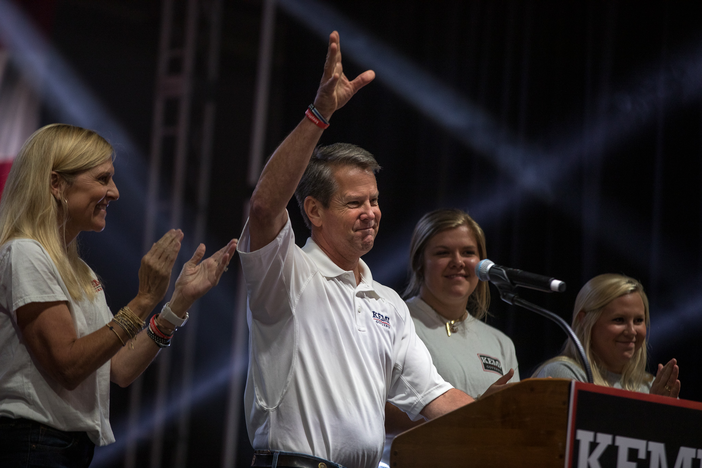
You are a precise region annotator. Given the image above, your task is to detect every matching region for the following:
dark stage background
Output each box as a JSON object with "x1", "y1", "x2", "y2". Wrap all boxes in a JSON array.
[{"x1": 2, "y1": 0, "x2": 702, "y2": 466}]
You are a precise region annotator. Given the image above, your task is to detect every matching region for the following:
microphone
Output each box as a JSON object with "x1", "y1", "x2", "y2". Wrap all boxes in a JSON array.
[{"x1": 475, "y1": 259, "x2": 566, "y2": 293}]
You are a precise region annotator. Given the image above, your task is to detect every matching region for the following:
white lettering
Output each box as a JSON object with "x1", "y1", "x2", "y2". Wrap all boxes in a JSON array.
[
  {"x1": 673, "y1": 447, "x2": 698, "y2": 468},
  {"x1": 615, "y1": 436, "x2": 646, "y2": 468},
  {"x1": 576, "y1": 429, "x2": 595, "y2": 468},
  {"x1": 577, "y1": 430, "x2": 613, "y2": 468},
  {"x1": 576, "y1": 433, "x2": 702, "y2": 468},
  {"x1": 648, "y1": 441, "x2": 669, "y2": 468}
]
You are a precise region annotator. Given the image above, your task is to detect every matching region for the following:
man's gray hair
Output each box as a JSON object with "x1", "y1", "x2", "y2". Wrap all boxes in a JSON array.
[{"x1": 294, "y1": 143, "x2": 381, "y2": 229}]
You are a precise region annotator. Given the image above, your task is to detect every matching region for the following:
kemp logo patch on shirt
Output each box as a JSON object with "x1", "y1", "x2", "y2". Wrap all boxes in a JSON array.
[
  {"x1": 92, "y1": 279, "x2": 103, "y2": 293},
  {"x1": 478, "y1": 354, "x2": 503, "y2": 375},
  {"x1": 372, "y1": 311, "x2": 390, "y2": 329}
]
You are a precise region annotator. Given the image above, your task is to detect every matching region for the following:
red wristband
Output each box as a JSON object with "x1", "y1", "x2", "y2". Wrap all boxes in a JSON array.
[
  {"x1": 150, "y1": 315, "x2": 173, "y2": 339},
  {"x1": 305, "y1": 108, "x2": 330, "y2": 129}
]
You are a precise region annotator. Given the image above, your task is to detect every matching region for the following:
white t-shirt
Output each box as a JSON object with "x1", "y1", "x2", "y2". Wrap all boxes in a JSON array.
[
  {"x1": 238, "y1": 216, "x2": 451, "y2": 468},
  {"x1": 0, "y1": 239, "x2": 115, "y2": 446},
  {"x1": 407, "y1": 297, "x2": 520, "y2": 397}
]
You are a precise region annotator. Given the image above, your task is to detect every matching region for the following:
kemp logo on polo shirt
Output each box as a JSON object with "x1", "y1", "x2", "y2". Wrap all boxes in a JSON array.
[
  {"x1": 478, "y1": 354, "x2": 504, "y2": 375},
  {"x1": 372, "y1": 311, "x2": 390, "y2": 329}
]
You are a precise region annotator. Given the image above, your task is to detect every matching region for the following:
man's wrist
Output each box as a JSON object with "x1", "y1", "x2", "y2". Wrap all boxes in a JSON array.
[
  {"x1": 305, "y1": 104, "x2": 330, "y2": 129},
  {"x1": 311, "y1": 100, "x2": 334, "y2": 121}
]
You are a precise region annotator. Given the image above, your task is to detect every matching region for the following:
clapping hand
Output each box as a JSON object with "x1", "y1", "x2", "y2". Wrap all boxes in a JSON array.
[
  {"x1": 169, "y1": 239, "x2": 238, "y2": 313},
  {"x1": 137, "y1": 229, "x2": 184, "y2": 308},
  {"x1": 650, "y1": 358, "x2": 680, "y2": 398}
]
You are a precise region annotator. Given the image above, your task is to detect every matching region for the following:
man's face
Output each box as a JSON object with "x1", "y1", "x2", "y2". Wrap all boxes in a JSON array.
[{"x1": 315, "y1": 165, "x2": 381, "y2": 263}]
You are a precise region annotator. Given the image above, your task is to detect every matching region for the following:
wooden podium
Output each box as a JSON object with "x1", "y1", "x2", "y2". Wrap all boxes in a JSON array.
[
  {"x1": 390, "y1": 379, "x2": 702, "y2": 468},
  {"x1": 390, "y1": 379, "x2": 571, "y2": 467}
]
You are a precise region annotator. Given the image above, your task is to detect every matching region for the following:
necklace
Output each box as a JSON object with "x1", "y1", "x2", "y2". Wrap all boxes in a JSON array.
[{"x1": 442, "y1": 311, "x2": 469, "y2": 337}]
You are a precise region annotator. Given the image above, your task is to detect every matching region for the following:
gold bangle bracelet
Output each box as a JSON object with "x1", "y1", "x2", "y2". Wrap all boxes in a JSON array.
[
  {"x1": 113, "y1": 314, "x2": 138, "y2": 339},
  {"x1": 117, "y1": 306, "x2": 145, "y2": 329},
  {"x1": 107, "y1": 323, "x2": 126, "y2": 346}
]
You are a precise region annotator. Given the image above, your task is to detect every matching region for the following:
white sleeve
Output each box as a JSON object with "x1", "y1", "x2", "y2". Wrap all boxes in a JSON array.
[
  {"x1": 237, "y1": 215, "x2": 314, "y2": 324},
  {"x1": 0, "y1": 240, "x2": 68, "y2": 323},
  {"x1": 386, "y1": 301, "x2": 453, "y2": 421}
]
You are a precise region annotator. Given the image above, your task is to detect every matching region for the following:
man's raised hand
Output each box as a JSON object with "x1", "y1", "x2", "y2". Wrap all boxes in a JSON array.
[{"x1": 313, "y1": 31, "x2": 375, "y2": 120}]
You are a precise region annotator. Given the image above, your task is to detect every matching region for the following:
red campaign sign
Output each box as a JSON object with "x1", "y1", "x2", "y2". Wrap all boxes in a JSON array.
[
  {"x1": 565, "y1": 381, "x2": 702, "y2": 468},
  {"x1": 0, "y1": 161, "x2": 12, "y2": 199}
]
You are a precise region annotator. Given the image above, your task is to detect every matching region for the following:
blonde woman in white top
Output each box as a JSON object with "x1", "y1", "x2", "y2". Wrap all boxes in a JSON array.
[
  {"x1": 533, "y1": 273, "x2": 680, "y2": 397},
  {"x1": 0, "y1": 124, "x2": 236, "y2": 467}
]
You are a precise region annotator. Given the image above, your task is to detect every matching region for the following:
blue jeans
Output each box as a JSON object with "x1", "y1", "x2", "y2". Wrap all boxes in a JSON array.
[{"x1": 0, "y1": 417, "x2": 95, "y2": 468}]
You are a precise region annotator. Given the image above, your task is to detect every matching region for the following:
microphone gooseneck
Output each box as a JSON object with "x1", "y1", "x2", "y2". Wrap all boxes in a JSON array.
[
  {"x1": 475, "y1": 258, "x2": 593, "y2": 384},
  {"x1": 475, "y1": 259, "x2": 566, "y2": 293}
]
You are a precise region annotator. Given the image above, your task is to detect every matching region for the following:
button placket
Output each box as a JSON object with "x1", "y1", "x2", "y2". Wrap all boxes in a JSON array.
[{"x1": 354, "y1": 288, "x2": 366, "y2": 332}]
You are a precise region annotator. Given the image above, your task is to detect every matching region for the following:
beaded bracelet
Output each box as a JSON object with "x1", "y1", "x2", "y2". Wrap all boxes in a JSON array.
[
  {"x1": 147, "y1": 315, "x2": 173, "y2": 348},
  {"x1": 305, "y1": 104, "x2": 330, "y2": 129},
  {"x1": 147, "y1": 324, "x2": 171, "y2": 348}
]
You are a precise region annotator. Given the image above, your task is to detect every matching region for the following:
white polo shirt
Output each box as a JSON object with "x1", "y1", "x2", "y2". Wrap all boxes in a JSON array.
[{"x1": 238, "y1": 216, "x2": 451, "y2": 468}]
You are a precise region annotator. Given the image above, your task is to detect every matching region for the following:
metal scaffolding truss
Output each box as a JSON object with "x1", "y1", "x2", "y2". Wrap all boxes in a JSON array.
[{"x1": 126, "y1": 0, "x2": 224, "y2": 467}]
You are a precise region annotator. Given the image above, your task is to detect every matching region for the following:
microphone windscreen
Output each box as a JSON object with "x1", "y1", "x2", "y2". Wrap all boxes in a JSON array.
[{"x1": 475, "y1": 259, "x2": 495, "y2": 281}]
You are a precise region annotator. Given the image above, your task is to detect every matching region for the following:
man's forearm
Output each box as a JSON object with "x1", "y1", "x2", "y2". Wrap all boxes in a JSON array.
[
  {"x1": 385, "y1": 402, "x2": 423, "y2": 437},
  {"x1": 247, "y1": 30, "x2": 374, "y2": 251},
  {"x1": 248, "y1": 117, "x2": 324, "y2": 251},
  {"x1": 420, "y1": 388, "x2": 475, "y2": 420}
]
